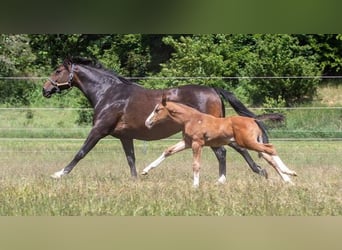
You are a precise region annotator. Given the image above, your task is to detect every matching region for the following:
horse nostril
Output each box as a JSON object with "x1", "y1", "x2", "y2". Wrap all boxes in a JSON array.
[{"x1": 42, "y1": 88, "x2": 51, "y2": 98}]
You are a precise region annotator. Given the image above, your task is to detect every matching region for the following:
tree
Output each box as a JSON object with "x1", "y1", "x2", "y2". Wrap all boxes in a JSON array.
[
  {"x1": 236, "y1": 34, "x2": 321, "y2": 106},
  {"x1": 295, "y1": 34, "x2": 342, "y2": 76},
  {"x1": 150, "y1": 34, "x2": 321, "y2": 106},
  {"x1": 0, "y1": 34, "x2": 37, "y2": 105}
]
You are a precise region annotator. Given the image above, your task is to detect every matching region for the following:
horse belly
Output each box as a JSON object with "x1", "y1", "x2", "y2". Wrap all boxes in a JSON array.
[{"x1": 112, "y1": 120, "x2": 181, "y2": 141}]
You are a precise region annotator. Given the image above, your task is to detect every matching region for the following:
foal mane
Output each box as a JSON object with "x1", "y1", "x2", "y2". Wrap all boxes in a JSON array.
[{"x1": 164, "y1": 99, "x2": 198, "y2": 111}]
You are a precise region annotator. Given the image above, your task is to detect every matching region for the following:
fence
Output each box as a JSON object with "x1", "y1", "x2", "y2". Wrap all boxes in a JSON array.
[
  {"x1": 1, "y1": 75, "x2": 342, "y2": 142},
  {"x1": 0, "y1": 106, "x2": 341, "y2": 142}
]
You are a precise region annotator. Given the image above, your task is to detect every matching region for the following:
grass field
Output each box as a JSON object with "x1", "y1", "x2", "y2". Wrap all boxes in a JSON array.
[
  {"x1": 0, "y1": 84, "x2": 341, "y2": 216},
  {"x1": 0, "y1": 139, "x2": 341, "y2": 215}
]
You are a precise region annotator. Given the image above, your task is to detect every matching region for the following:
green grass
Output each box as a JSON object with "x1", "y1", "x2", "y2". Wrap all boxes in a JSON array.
[
  {"x1": 0, "y1": 85, "x2": 341, "y2": 215},
  {"x1": 0, "y1": 139, "x2": 341, "y2": 215}
]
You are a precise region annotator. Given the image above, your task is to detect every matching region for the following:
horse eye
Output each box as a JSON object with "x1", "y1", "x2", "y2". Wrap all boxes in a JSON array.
[{"x1": 55, "y1": 69, "x2": 61, "y2": 74}]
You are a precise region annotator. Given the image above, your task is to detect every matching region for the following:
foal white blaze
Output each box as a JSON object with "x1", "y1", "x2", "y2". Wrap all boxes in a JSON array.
[{"x1": 144, "y1": 104, "x2": 158, "y2": 129}]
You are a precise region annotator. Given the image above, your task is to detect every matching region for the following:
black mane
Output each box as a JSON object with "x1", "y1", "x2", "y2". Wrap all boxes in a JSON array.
[
  {"x1": 64, "y1": 57, "x2": 105, "y2": 70},
  {"x1": 64, "y1": 57, "x2": 135, "y2": 85}
]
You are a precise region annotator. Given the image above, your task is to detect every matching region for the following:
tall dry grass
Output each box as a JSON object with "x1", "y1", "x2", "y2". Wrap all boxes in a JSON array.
[{"x1": 0, "y1": 139, "x2": 340, "y2": 215}]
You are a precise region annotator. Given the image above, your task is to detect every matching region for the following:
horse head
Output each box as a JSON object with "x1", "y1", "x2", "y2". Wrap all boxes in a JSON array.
[{"x1": 42, "y1": 59, "x2": 76, "y2": 98}]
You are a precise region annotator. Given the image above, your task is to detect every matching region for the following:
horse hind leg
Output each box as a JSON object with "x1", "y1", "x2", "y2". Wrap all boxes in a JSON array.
[
  {"x1": 211, "y1": 146, "x2": 228, "y2": 184},
  {"x1": 141, "y1": 140, "x2": 188, "y2": 175}
]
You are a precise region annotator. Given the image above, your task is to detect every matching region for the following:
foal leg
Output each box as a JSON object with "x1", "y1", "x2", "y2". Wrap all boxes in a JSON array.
[
  {"x1": 259, "y1": 153, "x2": 294, "y2": 183},
  {"x1": 141, "y1": 140, "x2": 189, "y2": 175},
  {"x1": 256, "y1": 143, "x2": 297, "y2": 177},
  {"x1": 228, "y1": 142, "x2": 268, "y2": 179},
  {"x1": 192, "y1": 142, "x2": 202, "y2": 188},
  {"x1": 272, "y1": 155, "x2": 297, "y2": 176}
]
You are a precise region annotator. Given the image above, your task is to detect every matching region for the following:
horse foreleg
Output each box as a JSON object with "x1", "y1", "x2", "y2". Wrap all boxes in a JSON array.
[
  {"x1": 192, "y1": 142, "x2": 202, "y2": 188},
  {"x1": 210, "y1": 146, "x2": 227, "y2": 184},
  {"x1": 51, "y1": 127, "x2": 104, "y2": 178},
  {"x1": 141, "y1": 140, "x2": 188, "y2": 175},
  {"x1": 228, "y1": 142, "x2": 268, "y2": 179},
  {"x1": 120, "y1": 138, "x2": 138, "y2": 178}
]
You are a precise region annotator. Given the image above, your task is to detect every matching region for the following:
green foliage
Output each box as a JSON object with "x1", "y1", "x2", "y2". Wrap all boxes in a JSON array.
[
  {"x1": 143, "y1": 34, "x2": 241, "y2": 89},
  {"x1": 296, "y1": 34, "x2": 342, "y2": 75},
  {"x1": 0, "y1": 35, "x2": 38, "y2": 105},
  {"x1": 237, "y1": 34, "x2": 321, "y2": 105},
  {"x1": 1, "y1": 34, "x2": 342, "y2": 109},
  {"x1": 153, "y1": 34, "x2": 322, "y2": 106}
]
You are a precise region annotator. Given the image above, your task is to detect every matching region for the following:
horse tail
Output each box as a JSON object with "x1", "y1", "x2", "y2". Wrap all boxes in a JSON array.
[
  {"x1": 254, "y1": 119, "x2": 269, "y2": 144},
  {"x1": 214, "y1": 88, "x2": 257, "y2": 118},
  {"x1": 214, "y1": 88, "x2": 285, "y2": 122}
]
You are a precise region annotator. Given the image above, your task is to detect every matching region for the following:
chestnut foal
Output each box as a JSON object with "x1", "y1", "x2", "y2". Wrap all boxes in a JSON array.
[{"x1": 144, "y1": 96, "x2": 297, "y2": 187}]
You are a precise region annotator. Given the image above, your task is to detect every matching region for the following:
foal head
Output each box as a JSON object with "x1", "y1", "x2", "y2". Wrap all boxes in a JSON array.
[{"x1": 145, "y1": 95, "x2": 171, "y2": 129}]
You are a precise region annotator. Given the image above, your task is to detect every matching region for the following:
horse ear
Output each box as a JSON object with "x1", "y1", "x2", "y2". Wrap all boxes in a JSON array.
[
  {"x1": 161, "y1": 93, "x2": 167, "y2": 106},
  {"x1": 63, "y1": 57, "x2": 72, "y2": 68}
]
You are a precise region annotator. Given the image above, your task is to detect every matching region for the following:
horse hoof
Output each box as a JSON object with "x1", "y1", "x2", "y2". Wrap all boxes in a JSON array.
[
  {"x1": 217, "y1": 175, "x2": 227, "y2": 184},
  {"x1": 141, "y1": 171, "x2": 148, "y2": 176},
  {"x1": 261, "y1": 169, "x2": 269, "y2": 179},
  {"x1": 50, "y1": 169, "x2": 65, "y2": 179},
  {"x1": 51, "y1": 173, "x2": 62, "y2": 179}
]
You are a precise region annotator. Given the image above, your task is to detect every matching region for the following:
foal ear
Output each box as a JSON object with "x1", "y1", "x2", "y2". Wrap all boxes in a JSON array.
[{"x1": 161, "y1": 93, "x2": 167, "y2": 106}]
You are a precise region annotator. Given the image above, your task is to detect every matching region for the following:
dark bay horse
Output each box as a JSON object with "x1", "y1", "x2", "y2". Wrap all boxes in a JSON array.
[
  {"x1": 42, "y1": 57, "x2": 281, "y2": 180},
  {"x1": 145, "y1": 96, "x2": 297, "y2": 187}
]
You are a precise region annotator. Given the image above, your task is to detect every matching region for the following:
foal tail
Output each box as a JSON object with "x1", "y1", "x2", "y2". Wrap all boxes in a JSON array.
[
  {"x1": 214, "y1": 88, "x2": 285, "y2": 122},
  {"x1": 254, "y1": 119, "x2": 269, "y2": 143}
]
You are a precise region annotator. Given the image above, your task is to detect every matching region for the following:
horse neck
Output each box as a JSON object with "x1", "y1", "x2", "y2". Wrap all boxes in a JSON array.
[{"x1": 74, "y1": 65, "x2": 120, "y2": 108}]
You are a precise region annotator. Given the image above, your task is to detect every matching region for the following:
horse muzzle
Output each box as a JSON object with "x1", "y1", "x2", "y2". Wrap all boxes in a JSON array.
[{"x1": 42, "y1": 87, "x2": 58, "y2": 98}]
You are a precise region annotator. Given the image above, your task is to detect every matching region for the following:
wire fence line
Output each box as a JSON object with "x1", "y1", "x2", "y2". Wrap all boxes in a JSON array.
[
  {"x1": 1, "y1": 75, "x2": 341, "y2": 143},
  {"x1": 1, "y1": 107, "x2": 342, "y2": 111},
  {"x1": 0, "y1": 107, "x2": 341, "y2": 141},
  {"x1": 1, "y1": 75, "x2": 342, "y2": 81}
]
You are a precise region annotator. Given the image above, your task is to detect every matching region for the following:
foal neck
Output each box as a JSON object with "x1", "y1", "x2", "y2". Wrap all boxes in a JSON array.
[{"x1": 166, "y1": 102, "x2": 199, "y2": 124}]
